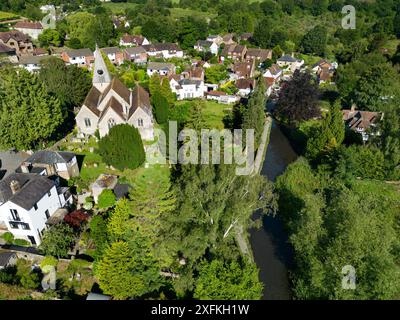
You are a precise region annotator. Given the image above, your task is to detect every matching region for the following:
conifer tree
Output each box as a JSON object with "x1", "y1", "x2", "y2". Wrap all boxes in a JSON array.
[{"x1": 0, "y1": 68, "x2": 63, "y2": 150}]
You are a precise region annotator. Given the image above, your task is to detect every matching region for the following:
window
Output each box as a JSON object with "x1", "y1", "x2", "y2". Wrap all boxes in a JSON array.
[
  {"x1": 138, "y1": 118, "x2": 144, "y2": 127},
  {"x1": 108, "y1": 118, "x2": 116, "y2": 129},
  {"x1": 33, "y1": 203, "x2": 38, "y2": 211},
  {"x1": 84, "y1": 118, "x2": 91, "y2": 128},
  {"x1": 21, "y1": 223, "x2": 30, "y2": 230},
  {"x1": 28, "y1": 236, "x2": 36, "y2": 245},
  {"x1": 9, "y1": 222, "x2": 19, "y2": 229},
  {"x1": 45, "y1": 210, "x2": 50, "y2": 219},
  {"x1": 48, "y1": 190, "x2": 51, "y2": 197},
  {"x1": 10, "y1": 209, "x2": 20, "y2": 221}
]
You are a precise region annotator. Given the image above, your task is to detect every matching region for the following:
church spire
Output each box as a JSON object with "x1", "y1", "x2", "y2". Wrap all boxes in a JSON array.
[{"x1": 93, "y1": 44, "x2": 112, "y2": 93}]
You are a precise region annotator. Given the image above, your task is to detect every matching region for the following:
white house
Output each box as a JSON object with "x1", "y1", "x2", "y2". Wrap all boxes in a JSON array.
[
  {"x1": 171, "y1": 79, "x2": 207, "y2": 100},
  {"x1": 206, "y1": 91, "x2": 240, "y2": 104},
  {"x1": 277, "y1": 55, "x2": 304, "y2": 72},
  {"x1": 0, "y1": 173, "x2": 73, "y2": 246},
  {"x1": 18, "y1": 55, "x2": 48, "y2": 72},
  {"x1": 61, "y1": 48, "x2": 94, "y2": 67},
  {"x1": 194, "y1": 40, "x2": 219, "y2": 55},
  {"x1": 147, "y1": 62, "x2": 175, "y2": 76},
  {"x1": 142, "y1": 43, "x2": 183, "y2": 59},
  {"x1": 263, "y1": 64, "x2": 283, "y2": 80},
  {"x1": 119, "y1": 34, "x2": 150, "y2": 47},
  {"x1": 100, "y1": 47, "x2": 124, "y2": 65},
  {"x1": 14, "y1": 21, "x2": 43, "y2": 40},
  {"x1": 207, "y1": 35, "x2": 224, "y2": 45},
  {"x1": 76, "y1": 47, "x2": 155, "y2": 141}
]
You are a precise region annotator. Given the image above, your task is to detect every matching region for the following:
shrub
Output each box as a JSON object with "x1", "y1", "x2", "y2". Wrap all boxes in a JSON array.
[
  {"x1": 2, "y1": 232, "x2": 14, "y2": 244},
  {"x1": 97, "y1": 189, "x2": 116, "y2": 209},
  {"x1": 64, "y1": 210, "x2": 89, "y2": 228}
]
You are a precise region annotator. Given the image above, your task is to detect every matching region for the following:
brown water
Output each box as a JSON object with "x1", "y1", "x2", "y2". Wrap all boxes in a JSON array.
[{"x1": 250, "y1": 120, "x2": 298, "y2": 300}]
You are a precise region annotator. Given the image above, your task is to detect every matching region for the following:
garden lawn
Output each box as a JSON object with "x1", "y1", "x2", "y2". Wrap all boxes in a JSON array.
[
  {"x1": 0, "y1": 11, "x2": 18, "y2": 21},
  {"x1": 201, "y1": 100, "x2": 232, "y2": 130}
]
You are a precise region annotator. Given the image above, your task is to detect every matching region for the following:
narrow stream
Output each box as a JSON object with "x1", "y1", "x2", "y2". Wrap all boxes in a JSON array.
[{"x1": 250, "y1": 120, "x2": 298, "y2": 300}]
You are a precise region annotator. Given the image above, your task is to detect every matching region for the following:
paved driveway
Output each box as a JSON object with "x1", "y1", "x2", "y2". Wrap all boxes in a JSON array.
[{"x1": 0, "y1": 151, "x2": 30, "y2": 180}]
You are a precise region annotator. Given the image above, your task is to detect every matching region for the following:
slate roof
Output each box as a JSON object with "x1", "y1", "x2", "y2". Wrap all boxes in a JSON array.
[
  {"x1": 125, "y1": 46, "x2": 146, "y2": 55},
  {"x1": 0, "y1": 31, "x2": 31, "y2": 43},
  {"x1": 278, "y1": 55, "x2": 300, "y2": 63},
  {"x1": 178, "y1": 79, "x2": 203, "y2": 86},
  {"x1": 143, "y1": 43, "x2": 181, "y2": 53},
  {"x1": 0, "y1": 252, "x2": 16, "y2": 267},
  {"x1": 64, "y1": 48, "x2": 93, "y2": 58},
  {"x1": 0, "y1": 43, "x2": 15, "y2": 54},
  {"x1": 147, "y1": 62, "x2": 175, "y2": 71},
  {"x1": 25, "y1": 150, "x2": 75, "y2": 165},
  {"x1": 19, "y1": 55, "x2": 48, "y2": 65},
  {"x1": 101, "y1": 47, "x2": 121, "y2": 55},
  {"x1": 196, "y1": 40, "x2": 213, "y2": 48},
  {"x1": 0, "y1": 173, "x2": 55, "y2": 210},
  {"x1": 83, "y1": 87, "x2": 102, "y2": 116}
]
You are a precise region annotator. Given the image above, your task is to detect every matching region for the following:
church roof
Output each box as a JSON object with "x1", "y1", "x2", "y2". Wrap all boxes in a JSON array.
[
  {"x1": 83, "y1": 87, "x2": 102, "y2": 116},
  {"x1": 129, "y1": 85, "x2": 151, "y2": 118}
]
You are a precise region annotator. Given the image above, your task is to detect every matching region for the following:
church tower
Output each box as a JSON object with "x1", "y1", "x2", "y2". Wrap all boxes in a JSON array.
[{"x1": 92, "y1": 45, "x2": 112, "y2": 93}]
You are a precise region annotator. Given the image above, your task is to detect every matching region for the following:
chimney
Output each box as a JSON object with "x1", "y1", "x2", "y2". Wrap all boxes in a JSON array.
[
  {"x1": 10, "y1": 180, "x2": 21, "y2": 195},
  {"x1": 20, "y1": 162, "x2": 31, "y2": 173}
]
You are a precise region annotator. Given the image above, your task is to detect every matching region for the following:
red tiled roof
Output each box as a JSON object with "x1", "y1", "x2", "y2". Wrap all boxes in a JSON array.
[{"x1": 14, "y1": 21, "x2": 43, "y2": 30}]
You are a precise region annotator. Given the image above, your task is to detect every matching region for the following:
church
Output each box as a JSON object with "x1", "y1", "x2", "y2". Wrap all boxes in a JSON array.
[{"x1": 75, "y1": 46, "x2": 155, "y2": 141}]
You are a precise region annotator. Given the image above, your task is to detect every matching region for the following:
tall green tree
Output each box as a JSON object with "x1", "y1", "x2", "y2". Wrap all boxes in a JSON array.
[
  {"x1": 305, "y1": 102, "x2": 345, "y2": 160},
  {"x1": 242, "y1": 77, "x2": 266, "y2": 147},
  {"x1": 98, "y1": 124, "x2": 145, "y2": 170},
  {"x1": 301, "y1": 25, "x2": 327, "y2": 56},
  {"x1": 0, "y1": 68, "x2": 63, "y2": 150},
  {"x1": 152, "y1": 92, "x2": 169, "y2": 124},
  {"x1": 194, "y1": 259, "x2": 263, "y2": 300}
]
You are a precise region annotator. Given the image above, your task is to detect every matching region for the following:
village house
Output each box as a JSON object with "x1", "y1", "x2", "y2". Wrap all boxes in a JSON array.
[
  {"x1": 14, "y1": 21, "x2": 44, "y2": 40},
  {"x1": 246, "y1": 48, "x2": 272, "y2": 63},
  {"x1": 342, "y1": 106, "x2": 384, "y2": 142},
  {"x1": 206, "y1": 90, "x2": 240, "y2": 104},
  {"x1": 194, "y1": 40, "x2": 219, "y2": 55},
  {"x1": 16, "y1": 151, "x2": 79, "y2": 180},
  {"x1": 232, "y1": 59, "x2": 255, "y2": 79},
  {"x1": 0, "y1": 31, "x2": 34, "y2": 56},
  {"x1": 239, "y1": 32, "x2": 253, "y2": 42},
  {"x1": 142, "y1": 43, "x2": 183, "y2": 59},
  {"x1": 235, "y1": 78, "x2": 256, "y2": 97},
  {"x1": 76, "y1": 47, "x2": 154, "y2": 141},
  {"x1": 100, "y1": 47, "x2": 125, "y2": 65},
  {"x1": 18, "y1": 55, "x2": 48, "y2": 72},
  {"x1": 222, "y1": 33, "x2": 236, "y2": 45},
  {"x1": 147, "y1": 61, "x2": 176, "y2": 76},
  {"x1": 0, "y1": 173, "x2": 73, "y2": 246},
  {"x1": 124, "y1": 46, "x2": 147, "y2": 64},
  {"x1": 181, "y1": 66, "x2": 205, "y2": 81},
  {"x1": 61, "y1": 48, "x2": 94, "y2": 68},
  {"x1": 119, "y1": 33, "x2": 150, "y2": 47},
  {"x1": 221, "y1": 44, "x2": 247, "y2": 62},
  {"x1": 171, "y1": 78, "x2": 207, "y2": 100},
  {"x1": 312, "y1": 59, "x2": 337, "y2": 84},
  {"x1": 206, "y1": 35, "x2": 224, "y2": 45},
  {"x1": 32, "y1": 47, "x2": 48, "y2": 56},
  {"x1": 277, "y1": 54, "x2": 304, "y2": 72},
  {"x1": 263, "y1": 64, "x2": 283, "y2": 84}
]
